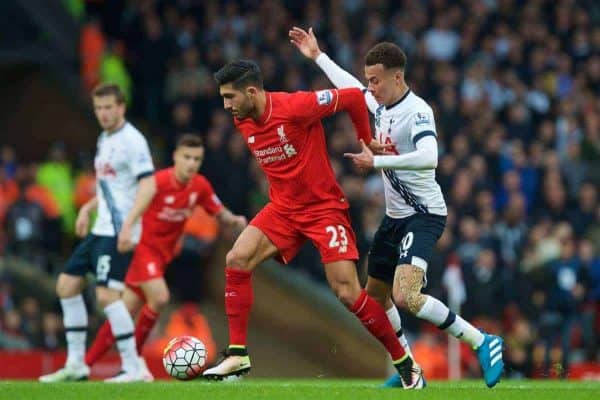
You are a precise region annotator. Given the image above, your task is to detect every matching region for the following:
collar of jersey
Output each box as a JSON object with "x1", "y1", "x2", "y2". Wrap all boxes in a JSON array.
[
  {"x1": 384, "y1": 89, "x2": 411, "y2": 111},
  {"x1": 104, "y1": 120, "x2": 128, "y2": 136},
  {"x1": 255, "y1": 93, "x2": 273, "y2": 125}
]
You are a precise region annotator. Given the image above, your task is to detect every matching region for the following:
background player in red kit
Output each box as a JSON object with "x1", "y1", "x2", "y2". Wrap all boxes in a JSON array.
[
  {"x1": 84, "y1": 134, "x2": 247, "y2": 378},
  {"x1": 202, "y1": 60, "x2": 424, "y2": 389}
]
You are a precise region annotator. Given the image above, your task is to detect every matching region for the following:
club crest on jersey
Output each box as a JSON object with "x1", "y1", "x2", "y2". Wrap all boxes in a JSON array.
[
  {"x1": 164, "y1": 195, "x2": 175, "y2": 204},
  {"x1": 316, "y1": 90, "x2": 333, "y2": 105},
  {"x1": 277, "y1": 125, "x2": 289, "y2": 143},
  {"x1": 248, "y1": 136, "x2": 255, "y2": 144},
  {"x1": 188, "y1": 192, "x2": 198, "y2": 207},
  {"x1": 415, "y1": 112, "x2": 431, "y2": 126}
]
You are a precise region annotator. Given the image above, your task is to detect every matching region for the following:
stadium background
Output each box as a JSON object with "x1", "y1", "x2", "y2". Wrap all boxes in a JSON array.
[{"x1": 0, "y1": 0, "x2": 599, "y2": 381}]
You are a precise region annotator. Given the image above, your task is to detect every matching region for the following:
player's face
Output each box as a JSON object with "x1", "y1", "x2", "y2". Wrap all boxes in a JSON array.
[
  {"x1": 93, "y1": 95, "x2": 125, "y2": 131},
  {"x1": 219, "y1": 83, "x2": 254, "y2": 119},
  {"x1": 364, "y1": 64, "x2": 403, "y2": 106},
  {"x1": 174, "y1": 146, "x2": 204, "y2": 181}
]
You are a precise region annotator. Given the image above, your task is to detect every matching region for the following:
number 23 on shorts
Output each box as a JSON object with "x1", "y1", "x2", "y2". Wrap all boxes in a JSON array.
[{"x1": 326, "y1": 225, "x2": 348, "y2": 253}]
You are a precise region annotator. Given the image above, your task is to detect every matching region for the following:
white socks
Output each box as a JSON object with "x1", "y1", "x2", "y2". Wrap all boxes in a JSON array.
[
  {"x1": 104, "y1": 300, "x2": 139, "y2": 373},
  {"x1": 61, "y1": 295, "x2": 88, "y2": 367},
  {"x1": 385, "y1": 306, "x2": 413, "y2": 358},
  {"x1": 416, "y1": 295, "x2": 484, "y2": 348}
]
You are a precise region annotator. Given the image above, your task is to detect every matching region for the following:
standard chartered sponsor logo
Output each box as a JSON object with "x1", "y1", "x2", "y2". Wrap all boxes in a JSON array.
[{"x1": 255, "y1": 144, "x2": 297, "y2": 164}]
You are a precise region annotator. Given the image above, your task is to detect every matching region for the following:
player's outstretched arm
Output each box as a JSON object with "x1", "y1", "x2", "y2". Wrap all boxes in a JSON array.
[
  {"x1": 345, "y1": 136, "x2": 438, "y2": 171},
  {"x1": 75, "y1": 196, "x2": 98, "y2": 238},
  {"x1": 216, "y1": 208, "x2": 248, "y2": 233},
  {"x1": 289, "y1": 26, "x2": 379, "y2": 114},
  {"x1": 117, "y1": 175, "x2": 157, "y2": 253}
]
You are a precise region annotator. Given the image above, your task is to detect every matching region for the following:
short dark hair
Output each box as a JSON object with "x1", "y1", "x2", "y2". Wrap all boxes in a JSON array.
[
  {"x1": 365, "y1": 42, "x2": 407, "y2": 70},
  {"x1": 176, "y1": 134, "x2": 203, "y2": 149},
  {"x1": 214, "y1": 60, "x2": 263, "y2": 90},
  {"x1": 92, "y1": 83, "x2": 126, "y2": 104}
]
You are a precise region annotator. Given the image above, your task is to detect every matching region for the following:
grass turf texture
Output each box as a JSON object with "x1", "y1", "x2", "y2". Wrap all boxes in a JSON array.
[{"x1": 2, "y1": 379, "x2": 599, "y2": 400}]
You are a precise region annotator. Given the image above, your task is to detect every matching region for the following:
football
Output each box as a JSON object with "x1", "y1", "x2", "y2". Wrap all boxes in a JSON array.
[{"x1": 163, "y1": 335, "x2": 208, "y2": 380}]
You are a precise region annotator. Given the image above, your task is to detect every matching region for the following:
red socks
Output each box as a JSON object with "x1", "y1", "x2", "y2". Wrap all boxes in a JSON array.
[
  {"x1": 350, "y1": 290, "x2": 407, "y2": 362},
  {"x1": 85, "y1": 321, "x2": 114, "y2": 366},
  {"x1": 225, "y1": 268, "x2": 253, "y2": 347},
  {"x1": 134, "y1": 304, "x2": 159, "y2": 353},
  {"x1": 84, "y1": 304, "x2": 159, "y2": 366}
]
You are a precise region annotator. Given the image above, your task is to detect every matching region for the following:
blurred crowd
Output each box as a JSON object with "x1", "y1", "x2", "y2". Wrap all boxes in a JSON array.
[{"x1": 2, "y1": 0, "x2": 600, "y2": 379}]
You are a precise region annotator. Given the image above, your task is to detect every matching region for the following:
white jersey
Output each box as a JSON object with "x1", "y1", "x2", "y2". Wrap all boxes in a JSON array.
[
  {"x1": 373, "y1": 90, "x2": 447, "y2": 218},
  {"x1": 314, "y1": 53, "x2": 447, "y2": 218},
  {"x1": 92, "y1": 121, "x2": 154, "y2": 240}
]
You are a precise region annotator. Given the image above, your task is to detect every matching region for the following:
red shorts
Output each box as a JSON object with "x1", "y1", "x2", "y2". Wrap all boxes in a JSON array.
[
  {"x1": 125, "y1": 243, "x2": 169, "y2": 287},
  {"x1": 250, "y1": 203, "x2": 359, "y2": 264}
]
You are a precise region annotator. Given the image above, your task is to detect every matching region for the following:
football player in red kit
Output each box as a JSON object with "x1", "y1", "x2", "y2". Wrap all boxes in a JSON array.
[
  {"x1": 202, "y1": 60, "x2": 423, "y2": 389},
  {"x1": 84, "y1": 134, "x2": 247, "y2": 379}
]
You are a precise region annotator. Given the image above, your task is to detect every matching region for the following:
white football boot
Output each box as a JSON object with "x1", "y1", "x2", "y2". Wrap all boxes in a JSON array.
[{"x1": 39, "y1": 364, "x2": 90, "y2": 383}]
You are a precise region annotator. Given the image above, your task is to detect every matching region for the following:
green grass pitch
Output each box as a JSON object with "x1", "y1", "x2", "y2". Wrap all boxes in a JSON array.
[{"x1": 1, "y1": 379, "x2": 599, "y2": 400}]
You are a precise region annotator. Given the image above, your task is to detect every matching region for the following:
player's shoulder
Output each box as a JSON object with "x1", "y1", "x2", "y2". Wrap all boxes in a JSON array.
[
  {"x1": 121, "y1": 122, "x2": 149, "y2": 144},
  {"x1": 406, "y1": 91, "x2": 434, "y2": 115},
  {"x1": 153, "y1": 167, "x2": 171, "y2": 181},
  {"x1": 191, "y1": 173, "x2": 212, "y2": 189}
]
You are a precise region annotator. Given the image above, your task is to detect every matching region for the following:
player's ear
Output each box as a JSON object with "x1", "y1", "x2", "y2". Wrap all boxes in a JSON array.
[{"x1": 246, "y1": 86, "x2": 258, "y2": 97}]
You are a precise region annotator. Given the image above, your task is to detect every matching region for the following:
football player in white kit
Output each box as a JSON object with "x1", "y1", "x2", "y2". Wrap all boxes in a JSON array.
[
  {"x1": 290, "y1": 27, "x2": 504, "y2": 389},
  {"x1": 40, "y1": 84, "x2": 153, "y2": 383}
]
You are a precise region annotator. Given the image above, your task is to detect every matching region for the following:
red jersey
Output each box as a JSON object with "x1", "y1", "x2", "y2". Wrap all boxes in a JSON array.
[
  {"x1": 139, "y1": 168, "x2": 223, "y2": 261},
  {"x1": 234, "y1": 88, "x2": 371, "y2": 212}
]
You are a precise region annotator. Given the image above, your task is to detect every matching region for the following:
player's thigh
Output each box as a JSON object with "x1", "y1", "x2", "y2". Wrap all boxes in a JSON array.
[
  {"x1": 301, "y1": 208, "x2": 359, "y2": 264},
  {"x1": 139, "y1": 278, "x2": 170, "y2": 311},
  {"x1": 227, "y1": 225, "x2": 281, "y2": 270},
  {"x1": 247, "y1": 204, "x2": 305, "y2": 265},
  {"x1": 365, "y1": 276, "x2": 393, "y2": 309},
  {"x1": 125, "y1": 245, "x2": 165, "y2": 289},
  {"x1": 92, "y1": 236, "x2": 133, "y2": 292},
  {"x1": 367, "y1": 215, "x2": 403, "y2": 285},
  {"x1": 58, "y1": 234, "x2": 97, "y2": 297},
  {"x1": 395, "y1": 214, "x2": 446, "y2": 285}
]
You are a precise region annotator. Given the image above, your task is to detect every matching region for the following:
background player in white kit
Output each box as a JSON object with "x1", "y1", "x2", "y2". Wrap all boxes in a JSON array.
[
  {"x1": 40, "y1": 84, "x2": 153, "y2": 383},
  {"x1": 290, "y1": 27, "x2": 504, "y2": 388}
]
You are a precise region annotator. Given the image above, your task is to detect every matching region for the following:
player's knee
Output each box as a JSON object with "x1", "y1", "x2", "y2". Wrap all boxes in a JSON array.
[
  {"x1": 331, "y1": 281, "x2": 361, "y2": 308},
  {"x1": 393, "y1": 286, "x2": 422, "y2": 315},
  {"x1": 56, "y1": 274, "x2": 82, "y2": 298},
  {"x1": 96, "y1": 287, "x2": 121, "y2": 309},
  {"x1": 365, "y1": 285, "x2": 389, "y2": 308},
  {"x1": 226, "y1": 249, "x2": 251, "y2": 270},
  {"x1": 148, "y1": 290, "x2": 170, "y2": 313}
]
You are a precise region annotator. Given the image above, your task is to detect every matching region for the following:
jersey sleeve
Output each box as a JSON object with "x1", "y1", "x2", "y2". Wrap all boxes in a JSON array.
[
  {"x1": 288, "y1": 90, "x2": 342, "y2": 124},
  {"x1": 126, "y1": 132, "x2": 154, "y2": 180},
  {"x1": 288, "y1": 89, "x2": 372, "y2": 143},
  {"x1": 315, "y1": 53, "x2": 379, "y2": 114},
  {"x1": 409, "y1": 108, "x2": 437, "y2": 145},
  {"x1": 196, "y1": 177, "x2": 224, "y2": 216}
]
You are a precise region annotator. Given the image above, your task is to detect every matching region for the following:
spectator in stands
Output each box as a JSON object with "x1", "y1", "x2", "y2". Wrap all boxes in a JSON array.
[{"x1": 37, "y1": 142, "x2": 75, "y2": 234}]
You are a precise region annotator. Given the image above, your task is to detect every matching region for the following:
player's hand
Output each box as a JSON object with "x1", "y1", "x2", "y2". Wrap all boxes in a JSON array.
[
  {"x1": 289, "y1": 26, "x2": 322, "y2": 60},
  {"x1": 117, "y1": 225, "x2": 135, "y2": 253},
  {"x1": 368, "y1": 139, "x2": 396, "y2": 155},
  {"x1": 75, "y1": 208, "x2": 91, "y2": 238},
  {"x1": 229, "y1": 215, "x2": 248, "y2": 232},
  {"x1": 344, "y1": 140, "x2": 375, "y2": 171}
]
